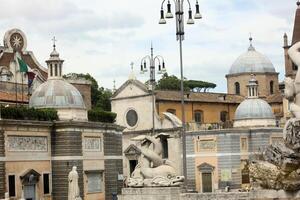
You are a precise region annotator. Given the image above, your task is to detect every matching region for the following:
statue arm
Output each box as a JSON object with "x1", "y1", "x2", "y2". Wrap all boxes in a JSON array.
[{"x1": 288, "y1": 41, "x2": 300, "y2": 69}]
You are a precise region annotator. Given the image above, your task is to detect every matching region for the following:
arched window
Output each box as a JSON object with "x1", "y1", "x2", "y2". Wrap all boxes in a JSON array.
[
  {"x1": 54, "y1": 64, "x2": 58, "y2": 76},
  {"x1": 270, "y1": 81, "x2": 274, "y2": 95},
  {"x1": 166, "y1": 109, "x2": 176, "y2": 115},
  {"x1": 194, "y1": 110, "x2": 203, "y2": 123},
  {"x1": 220, "y1": 111, "x2": 228, "y2": 122},
  {"x1": 234, "y1": 82, "x2": 240, "y2": 95}
]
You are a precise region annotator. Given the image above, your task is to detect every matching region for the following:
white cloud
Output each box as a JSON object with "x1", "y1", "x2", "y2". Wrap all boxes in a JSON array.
[{"x1": 0, "y1": 0, "x2": 296, "y2": 92}]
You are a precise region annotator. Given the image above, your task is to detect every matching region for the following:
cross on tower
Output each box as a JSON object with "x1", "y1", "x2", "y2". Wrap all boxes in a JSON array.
[
  {"x1": 249, "y1": 32, "x2": 253, "y2": 44},
  {"x1": 52, "y1": 36, "x2": 57, "y2": 49}
]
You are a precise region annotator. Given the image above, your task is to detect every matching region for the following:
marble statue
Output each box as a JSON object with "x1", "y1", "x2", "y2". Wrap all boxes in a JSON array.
[
  {"x1": 68, "y1": 166, "x2": 82, "y2": 200},
  {"x1": 249, "y1": 41, "x2": 300, "y2": 191},
  {"x1": 127, "y1": 134, "x2": 184, "y2": 187}
]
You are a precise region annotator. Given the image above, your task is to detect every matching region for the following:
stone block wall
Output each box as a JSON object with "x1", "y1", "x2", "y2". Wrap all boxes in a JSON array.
[
  {"x1": 51, "y1": 131, "x2": 82, "y2": 156},
  {"x1": 51, "y1": 130, "x2": 83, "y2": 199},
  {"x1": 0, "y1": 130, "x2": 4, "y2": 198},
  {"x1": 104, "y1": 131, "x2": 123, "y2": 200},
  {"x1": 186, "y1": 135, "x2": 196, "y2": 190},
  {"x1": 52, "y1": 160, "x2": 84, "y2": 200}
]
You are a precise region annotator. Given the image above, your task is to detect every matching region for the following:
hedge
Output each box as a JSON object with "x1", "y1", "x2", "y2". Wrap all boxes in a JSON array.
[
  {"x1": 0, "y1": 106, "x2": 58, "y2": 121},
  {"x1": 88, "y1": 109, "x2": 117, "y2": 123}
]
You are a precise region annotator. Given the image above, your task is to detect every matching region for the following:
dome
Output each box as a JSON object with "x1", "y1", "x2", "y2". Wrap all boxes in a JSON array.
[
  {"x1": 29, "y1": 79, "x2": 86, "y2": 109},
  {"x1": 235, "y1": 98, "x2": 274, "y2": 120},
  {"x1": 228, "y1": 45, "x2": 276, "y2": 75}
]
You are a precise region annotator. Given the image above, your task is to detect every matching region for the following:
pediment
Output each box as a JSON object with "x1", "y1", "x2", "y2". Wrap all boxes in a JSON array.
[
  {"x1": 198, "y1": 162, "x2": 215, "y2": 172},
  {"x1": 20, "y1": 169, "x2": 41, "y2": 184},
  {"x1": 112, "y1": 80, "x2": 149, "y2": 99},
  {"x1": 124, "y1": 144, "x2": 141, "y2": 155}
]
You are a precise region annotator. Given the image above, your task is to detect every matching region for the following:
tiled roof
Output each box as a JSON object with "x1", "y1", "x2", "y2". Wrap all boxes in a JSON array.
[{"x1": 155, "y1": 90, "x2": 244, "y2": 104}]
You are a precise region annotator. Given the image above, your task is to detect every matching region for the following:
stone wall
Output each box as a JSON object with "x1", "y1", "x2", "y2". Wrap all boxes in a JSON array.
[
  {"x1": 186, "y1": 135, "x2": 196, "y2": 190},
  {"x1": 104, "y1": 131, "x2": 123, "y2": 200},
  {"x1": 0, "y1": 130, "x2": 4, "y2": 156},
  {"x1": 0, "y1": 162, "x2": 5, "y2": 199},
  {"x1": 0, "y1": 130, "x2": 4, "y2": 198},
  {"x1": 51, "y1": 131, "x2": 82, "y2": 156},
  {"x1": 217, "y1": 134, "x2": 241, "y2": 189},
  {"x1": 52, "y1": 160, "x2": 84, "y2": 200}
]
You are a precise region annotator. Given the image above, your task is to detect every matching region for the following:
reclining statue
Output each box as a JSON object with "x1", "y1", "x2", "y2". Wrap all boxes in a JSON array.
[{"x1": 127, "y1": 133, "x2": 184, "y2": 187}]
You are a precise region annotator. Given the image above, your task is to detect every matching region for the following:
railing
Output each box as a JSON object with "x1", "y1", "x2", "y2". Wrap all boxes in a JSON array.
[{"x1": 186, "y1": 121, "x2": 233, "y2": 131}]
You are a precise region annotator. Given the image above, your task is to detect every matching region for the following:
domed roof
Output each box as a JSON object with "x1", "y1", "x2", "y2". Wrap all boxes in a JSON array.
[
  {"x1": 29, "y1": 79, "x2": 86, "y2": 109},
  {"x1": 234, "y1": 98, "x2": 274, "y2": 120},
  {"x1": 228, "y1": 44, "x2": 276, "y2": 75}
]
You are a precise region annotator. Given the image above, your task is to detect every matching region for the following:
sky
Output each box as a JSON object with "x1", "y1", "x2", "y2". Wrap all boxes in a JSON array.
[{"x1": 0, "y1": 0, "x2": 297, "y2": 92}]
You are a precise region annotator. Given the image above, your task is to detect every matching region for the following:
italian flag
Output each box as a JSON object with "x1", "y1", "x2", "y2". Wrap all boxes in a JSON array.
[{"x1": 17, "y1": 57, "x2": 28, "y2": 72}]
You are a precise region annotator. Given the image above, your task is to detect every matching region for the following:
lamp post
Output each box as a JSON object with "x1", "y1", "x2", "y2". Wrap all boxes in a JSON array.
[
  {"x1": 159, "y1": 0, "x2": 202, "y2": 187},
  {"x1": 140, "y1": 44, "x2": 166, "y2": 135}
]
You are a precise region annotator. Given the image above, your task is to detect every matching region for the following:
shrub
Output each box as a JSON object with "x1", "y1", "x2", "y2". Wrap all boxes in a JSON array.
[
  {"x1": 88, "y1": 109, "x2": 117, "y2": 123},
  {"x1": 0, "y1": 106, "x2": 58, "y2": 121}
]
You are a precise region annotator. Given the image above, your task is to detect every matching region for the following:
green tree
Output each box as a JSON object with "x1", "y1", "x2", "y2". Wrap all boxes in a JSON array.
[{"x1": 155, "y1": 73, "x2": 216, "y2": 92}]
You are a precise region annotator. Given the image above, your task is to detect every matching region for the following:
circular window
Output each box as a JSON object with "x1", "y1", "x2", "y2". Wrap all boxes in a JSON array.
[{"x1": 126, "y1": 109, "x2": 138, "y2": 127}]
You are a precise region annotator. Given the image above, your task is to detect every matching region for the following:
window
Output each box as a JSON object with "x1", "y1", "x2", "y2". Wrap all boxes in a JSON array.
[
  {"x1": 166, "y1": 109, "x2": 176, "y2": 115},
  {"x1": 241, "y1": 137, "x2": 248, "y2": 151},
  {"x1": 50, "y1": 64, "x2": 53, "y2": 76},
  {"x1": 87, "y1": 172, "x2": 102, "y2": 193},
  {"x1": 59, "y1": 64, "x2": 62, "y2": 77},
  {"x1": 194, "y1": 110, "x2": 203, "y2": 123},
  {"x1": 8, "y1": 175, "x2": 16, "y2": 197},
  {"x1": 126, "y1": 109, "x2": 138, "y2": 127},
  {"x1": 270, "y1": 81, "x2": 274, "y2": 95},
  {"x1": 234, "y1": 82, "x2": 240, "y2": 95},
  {"x1": 43, "y1": 173, "x2": 50, "y2": 194},
  {"x1": 161, "y1": 137, "x2": 169, "y2": 159},
  {"x1": 54, "y1": 64, "x2": 58, "y2": 76},
  {"x1": 220, "y1": 111, "x2": 228, "y2": 122},
  {"x1": 241, "y1": 160, "x2": 250, "y2": 184}
]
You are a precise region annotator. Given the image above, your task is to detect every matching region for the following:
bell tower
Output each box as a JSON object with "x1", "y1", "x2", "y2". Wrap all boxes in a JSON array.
[{"x1": 46, "y1": 37, "x2": 64, "y2": 79}]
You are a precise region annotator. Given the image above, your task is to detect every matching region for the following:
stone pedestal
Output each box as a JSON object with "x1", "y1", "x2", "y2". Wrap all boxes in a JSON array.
[
  {"x1": 250, "y1": 190, "x2": 300, "y2": 200},
  {"x1": 119, "y1": 187, "x2": 182, "y2": 200}
]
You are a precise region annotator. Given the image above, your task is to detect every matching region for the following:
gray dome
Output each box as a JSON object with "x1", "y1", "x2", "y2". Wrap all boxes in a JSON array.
[
  {"x1": 235, "y1": 98, "x2": 274, "y2": 120},
  {"x1": 29, "y1": 78, "x2": 86, "y2": 109},
  {"x1": 229, "y1": 46, "x2": 276, "y2": 75}
]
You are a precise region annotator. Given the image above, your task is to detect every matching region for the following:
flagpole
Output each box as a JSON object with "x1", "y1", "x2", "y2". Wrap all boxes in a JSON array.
[
  {"x1": 14, "y1": 50, "x2": 18, "y2": 107},
  {"x1": 21, "y1": 72, "x2": 24, "y2": 104}
]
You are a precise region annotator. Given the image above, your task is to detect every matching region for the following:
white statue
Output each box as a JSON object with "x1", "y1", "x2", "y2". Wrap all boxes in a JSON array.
[
  {"x1": 4, "y1": 192, "x2": 9, "y2": 200},
  {"x1": 285, "y1": 41, "x2": 300, "y2": 118},
  {"x1": 127, "y1": 134, "x2": 184, "y2": 187},
  {"x1": 68, "y1": 166, "x2": 82, "y2": 200}
]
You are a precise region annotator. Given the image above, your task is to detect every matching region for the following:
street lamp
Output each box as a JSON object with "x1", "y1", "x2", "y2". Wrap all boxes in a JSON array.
[
  {"x1": 140, "y1": 44, "x2": 166, "y2": 135},
  {"x1": 159, "y1": 0, "x2": 202, "y2": 187}
]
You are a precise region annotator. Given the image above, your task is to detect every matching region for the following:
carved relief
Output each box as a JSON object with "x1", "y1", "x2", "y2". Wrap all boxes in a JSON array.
[
  {"x1": 196, "y1": 139, "x2": 216, "y2": 152},
  {"x1": 7, "y1": 136, "x2": 48, "y2": 152},
  {"x1": 84, "y1": 137, "x2": 101, "y2": 151}
]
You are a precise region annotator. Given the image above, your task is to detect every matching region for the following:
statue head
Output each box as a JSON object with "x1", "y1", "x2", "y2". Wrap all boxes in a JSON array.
[{"x1": 72, "y1": 166, "x2": 77, "y2": 171}]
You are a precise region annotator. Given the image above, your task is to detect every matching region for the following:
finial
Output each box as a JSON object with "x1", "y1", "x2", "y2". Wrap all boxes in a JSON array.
[
  {"x1": 297, "y1": 0, "x2": 300, "y2": 7},
  {"x1": 248, "y1": 33, "x2": 255, "y2": 51},
  {"x1": 113, "y1": 79, "x2": 116, "y2": 92},
  {"x1": 52, "y1": 36, "x2": 57, "y2": 50},
  {"x1": 130, "y1": 62, "x2": 134, "y2": 70}
]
